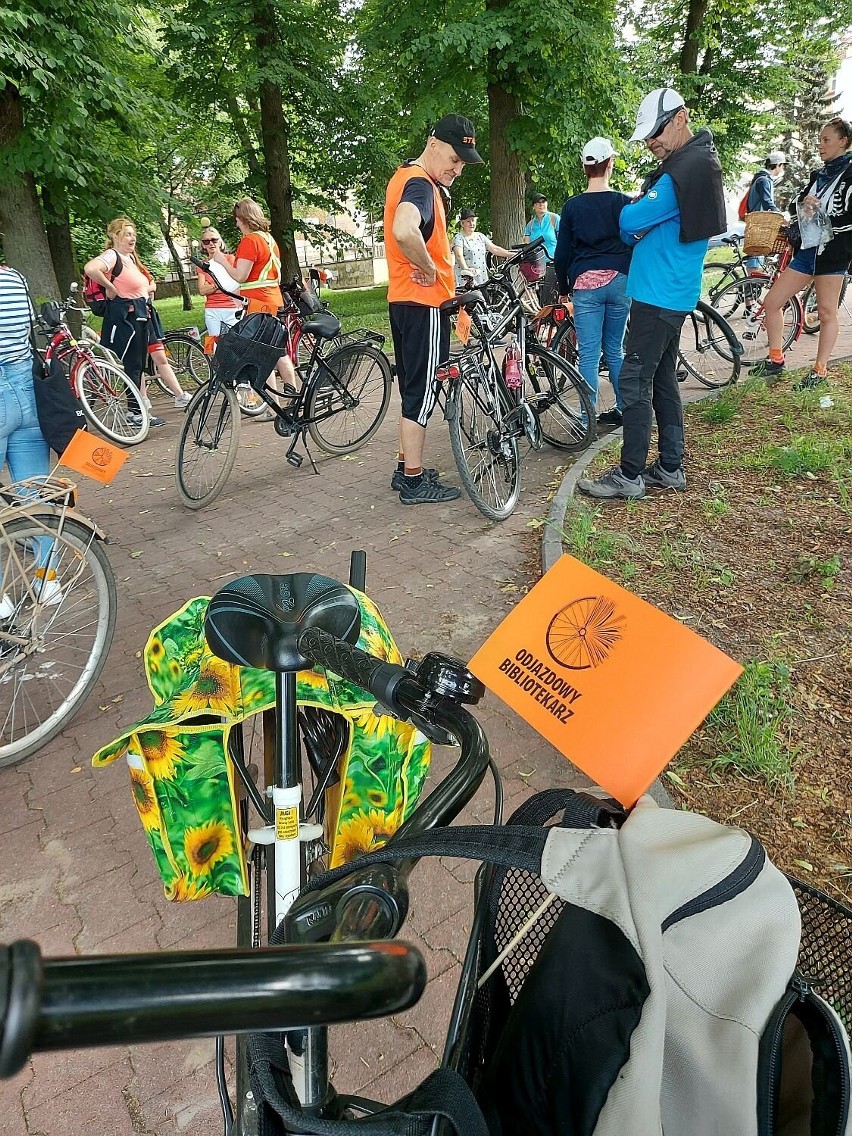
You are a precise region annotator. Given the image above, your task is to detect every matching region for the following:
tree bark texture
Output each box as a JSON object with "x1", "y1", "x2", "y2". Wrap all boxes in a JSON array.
[
  {"x1": 254, "y1": 5, "x2": 299, "y2": 281},
  {"x1": 678, "y1": 0, "x2": 711, "y2": 82},
  {"x1": 0, "y1": 83, "x2": 59, "y2": 298},
  {"x1": 224, "y1": 92, "x2": 266, "y2": 182},
  {"x1": 41, "y1": 184, "x2": 78, "y2": 297},
  {"x1": 159, "y1": 218, "x2": 192, "y2": 310},
  {"x1": 487, "y1": 82, "x2": 526, "y2": 248}
]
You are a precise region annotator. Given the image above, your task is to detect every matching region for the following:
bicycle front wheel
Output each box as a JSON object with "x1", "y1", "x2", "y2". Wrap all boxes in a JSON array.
[
  {"x1": 176, "y1": 383, "x2": 241, "y2": 509},
  {"x1": 0, "y1": 516, "x2": 117, "y2": 767},
  {"x1": 524, "y1": 344, "x2": 595, "y2": 452},
  {"x1": 447, "y1": 365, "x2": 520, "y2": 521},
  {"x1": 307, "y1": 343, "x2": 392, "y2": 455},
  {"x1": 76, "y1": 360, "x2": 149, "y2": 444},
  {"x1": 677, "y1": 303, "x2": 741, "y2": 389},
  {"x1": 162, "y1": 333, "x2": 212, "y2": 389},
  {"x1": 702, "y1": 261, "x2": 745, "y2": 311},
  {"x1": 711, "y1": 279, "x2": 799, "y2": 366}
]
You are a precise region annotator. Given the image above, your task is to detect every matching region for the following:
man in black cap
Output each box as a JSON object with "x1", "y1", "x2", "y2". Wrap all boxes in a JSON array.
[{"x1": 384, "y1": 114, "x2": 483, "y2": 504}]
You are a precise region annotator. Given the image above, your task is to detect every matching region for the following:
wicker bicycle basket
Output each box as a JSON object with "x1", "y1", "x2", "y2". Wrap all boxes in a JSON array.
[{"x1": 743, "y1": 211, "x2": 787, "y2": 256}]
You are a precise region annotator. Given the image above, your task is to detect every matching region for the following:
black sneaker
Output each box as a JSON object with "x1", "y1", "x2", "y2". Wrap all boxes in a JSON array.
[
  {"x1": 596, "y1": 408, "x2": 622, "y2": 433},
  {"x1": 751, "y1": 358, "x2": 785, "y2": 381},
  {"x1": 793, "y1": 370, "x2": 828, "y2": 391},
  {"x1": 390, "y1": 467, "x2": 438, "y2": 492},
  {"x1": 399, "y1": 475, "x2": 461, "y2": 504},
  {"x1": 642, "y1": 459, "x2": 686, "y2": 491}
]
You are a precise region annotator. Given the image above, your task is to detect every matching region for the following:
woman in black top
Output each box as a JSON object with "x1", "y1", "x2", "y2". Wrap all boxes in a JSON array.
[
  {"x1": 554, "y1": 138, "x2": 633, "y2": 426},
  {"x1": 754, "y1": 117, "x2": 852, "y2": 389}
]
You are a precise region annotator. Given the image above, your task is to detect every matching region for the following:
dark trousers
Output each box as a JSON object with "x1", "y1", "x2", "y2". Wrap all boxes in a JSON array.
[
  {"x1": 618, "y1": 300, "x2": 687, "y2": 479},
  {"x1": 103, "y1": 297, "x2": 149, "y2": 413}
]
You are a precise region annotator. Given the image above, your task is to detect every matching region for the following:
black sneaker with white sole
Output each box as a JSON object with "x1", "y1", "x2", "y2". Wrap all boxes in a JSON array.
[
  {"x1": 751, "y1": 358, "x2": 785, "y2": 381},
  {"x1": 399, "y1": 474, "x2": 461, "y2": 504}
]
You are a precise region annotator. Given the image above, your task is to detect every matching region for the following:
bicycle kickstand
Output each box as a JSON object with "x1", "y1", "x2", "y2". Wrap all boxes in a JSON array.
[{"x1": 285, "y1": 430, "x2": 319, "y2": 475}]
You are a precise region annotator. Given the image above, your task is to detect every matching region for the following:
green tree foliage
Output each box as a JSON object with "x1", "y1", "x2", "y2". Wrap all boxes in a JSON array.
[{"x1": 355, "y1": 0, "x2": 630, "y2": 244}]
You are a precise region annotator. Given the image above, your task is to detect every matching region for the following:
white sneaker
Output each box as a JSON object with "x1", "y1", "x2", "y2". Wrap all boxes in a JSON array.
[
  {"x1": 0, "y1": 594, "x2": 15, "y2": 620},
  {"x1": 34, "y1": 578, "x2": 63, "y2": 606},
  {"x1": 174, "y1": 391, "x2": 192, "y2": 408}
]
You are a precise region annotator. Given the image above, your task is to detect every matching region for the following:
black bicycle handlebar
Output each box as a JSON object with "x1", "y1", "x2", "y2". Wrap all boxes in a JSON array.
[{"x1": 0, "y1": 937, "x2": 425, "y2": 1079}]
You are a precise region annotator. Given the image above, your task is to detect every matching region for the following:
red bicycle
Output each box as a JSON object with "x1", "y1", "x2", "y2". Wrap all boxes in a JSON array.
[{"x1": 38, "y1": 290, "x2": 150, "y2": 445}]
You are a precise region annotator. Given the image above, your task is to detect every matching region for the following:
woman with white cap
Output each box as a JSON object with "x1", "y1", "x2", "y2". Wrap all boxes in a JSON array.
[{"x1": 553, "y1": 137, "x2": 633, "y2": 428}]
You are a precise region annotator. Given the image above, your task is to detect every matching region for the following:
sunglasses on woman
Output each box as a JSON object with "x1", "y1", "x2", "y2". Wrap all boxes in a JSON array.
[{"x1": 201, "y1": 238, "x2": 219, "y2": 245}]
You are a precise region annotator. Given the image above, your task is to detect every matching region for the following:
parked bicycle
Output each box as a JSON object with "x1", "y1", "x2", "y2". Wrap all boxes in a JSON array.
[
  {"x1": 0, "y1": 476, "x2": 117, "y2": 767},
  {"x1": 38, "y1": 294, "x2": 150, "y2": 444},
  {"x1": 174, "y1": 300, "x2": 392, "y2": 509},
  {"x1": 437, "y1": 240, "x2": 595, "y2": 520}
]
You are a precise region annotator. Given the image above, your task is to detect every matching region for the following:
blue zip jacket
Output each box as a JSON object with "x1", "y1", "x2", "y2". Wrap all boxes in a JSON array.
[{"x1": 619, "y1": 173, "x2": 708, "y2": 312}]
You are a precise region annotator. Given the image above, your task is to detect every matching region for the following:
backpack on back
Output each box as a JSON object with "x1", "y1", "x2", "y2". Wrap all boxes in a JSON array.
[
  {"x1": 738, "y1": 179, "x2": 753, "y2": 221},
  {"x1": 83, "y1": 255, "x2": 123, "y2": 316}
]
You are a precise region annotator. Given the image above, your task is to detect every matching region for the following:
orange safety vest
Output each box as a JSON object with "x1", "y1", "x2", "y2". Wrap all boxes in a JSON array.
[
  {"x1": 384, "y1": 165, "x2": 455, "y2": 307},
  {"x1": 239, "y1": 231, "x2": 282, "y2": 293}
]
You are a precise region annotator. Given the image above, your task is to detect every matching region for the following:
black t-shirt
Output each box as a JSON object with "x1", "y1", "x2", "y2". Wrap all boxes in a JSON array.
[{"x1": 398, "y1": 162, "x2": 449, "y2": 242}]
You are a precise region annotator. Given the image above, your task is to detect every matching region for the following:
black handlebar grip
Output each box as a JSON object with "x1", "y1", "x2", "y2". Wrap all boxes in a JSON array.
[{"x1": 298, "y1": 627, "x2": 406, "y2": 713}]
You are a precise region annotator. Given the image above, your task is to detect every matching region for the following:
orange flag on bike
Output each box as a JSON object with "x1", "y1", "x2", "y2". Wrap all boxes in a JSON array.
[
  {"x1": 468, "y1": 554, "x2": 742, "y2": 807},
  {"x1": 59, "y1": 430, "x2": 129, "y2": 485}
]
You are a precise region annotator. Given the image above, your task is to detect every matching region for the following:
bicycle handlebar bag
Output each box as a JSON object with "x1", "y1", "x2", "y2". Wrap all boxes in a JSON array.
[{"x1": 92, "y1": 589, "x2": 431, "y2": 900}]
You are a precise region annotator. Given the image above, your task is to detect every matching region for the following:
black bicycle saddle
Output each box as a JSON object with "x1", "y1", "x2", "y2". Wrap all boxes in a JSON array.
[
  {"x1": 204, "y1": 573, "x2": 361, "y2": 672},
  {"x1": 301, "y1": 311, "x2": 342, "y2": 340},
  {"x1": 440, "y1": 291, "x2": 485, "y2": 315}
]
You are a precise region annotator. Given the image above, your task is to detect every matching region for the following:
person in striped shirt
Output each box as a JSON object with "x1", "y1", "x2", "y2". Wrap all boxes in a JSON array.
[{"x1": 0, "y1": 265, "x2": 56, "y2": 614}]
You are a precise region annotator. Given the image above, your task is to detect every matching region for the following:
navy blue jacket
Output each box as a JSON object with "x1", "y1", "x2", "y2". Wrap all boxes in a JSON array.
[{"x1": 554, "y1": 191, "x2": 633, "y2": 294}]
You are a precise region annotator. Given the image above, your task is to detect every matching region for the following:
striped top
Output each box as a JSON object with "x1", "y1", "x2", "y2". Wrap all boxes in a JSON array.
[{"x1": 0, "y1": 266, "x2": 34, "y2": 365}]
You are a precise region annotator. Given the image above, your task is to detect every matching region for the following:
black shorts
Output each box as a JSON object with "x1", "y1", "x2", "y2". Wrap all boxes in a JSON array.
[{"x1": 389, "y1": 302, "x2": 450, "y2": 426}]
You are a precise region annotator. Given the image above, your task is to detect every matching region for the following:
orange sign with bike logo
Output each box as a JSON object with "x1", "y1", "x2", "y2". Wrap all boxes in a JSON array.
[
  {"x1": 59, "y1": 430, "x2": 128, "y2": 485},
  {"x1": 468, "y1": 554, "x2": 742, "y2": 806}
]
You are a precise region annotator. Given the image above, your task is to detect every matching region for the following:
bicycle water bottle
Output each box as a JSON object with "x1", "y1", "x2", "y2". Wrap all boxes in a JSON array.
[{"x1": 504, "y1": 338, "x2": 522, "y2": 390}]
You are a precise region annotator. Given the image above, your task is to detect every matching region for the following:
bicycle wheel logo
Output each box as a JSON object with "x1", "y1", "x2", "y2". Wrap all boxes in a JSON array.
[
  {"x1": 91, "y1": 447, "x2": 112, "y2": 468},
  {"x1": 545, "y1": 596, "x2": 626, "y2": 670}
]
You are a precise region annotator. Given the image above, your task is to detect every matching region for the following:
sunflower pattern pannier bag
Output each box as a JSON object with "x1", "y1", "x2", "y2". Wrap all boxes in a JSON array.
[{"x1": 92, "y1": 590, "x2": 431, "y2": 901}]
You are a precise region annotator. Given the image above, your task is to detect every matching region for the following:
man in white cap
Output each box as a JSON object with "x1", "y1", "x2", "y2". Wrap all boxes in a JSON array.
[
  {"x1": 579, "y1": 87, "x2": 725, "y2": 500},
  {"x1": 743, "y1": 151, "x2": 787, "y2": 272}
]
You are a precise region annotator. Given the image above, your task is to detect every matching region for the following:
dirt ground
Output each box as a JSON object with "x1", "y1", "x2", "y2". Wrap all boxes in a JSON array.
[{"x1": 561, "y1": 364, "x2": 852, "y2": 904}]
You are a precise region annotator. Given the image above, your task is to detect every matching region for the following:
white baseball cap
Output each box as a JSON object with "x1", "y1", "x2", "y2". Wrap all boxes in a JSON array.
[
  {"x1": 630, "y1": 88, "x2": 686, "y2": 141},
  {"x1": 766, "y1": 150, "x2": 787, "y2": 165},
  {"x1": 582, "y1": 137, "x2": 616, "y2": 165}
]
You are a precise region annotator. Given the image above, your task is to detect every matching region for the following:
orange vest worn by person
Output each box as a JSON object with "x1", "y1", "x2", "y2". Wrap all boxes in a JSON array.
[
  {"x1": 235, "y1": 230, "x2": 283, "y2": 314},
  {"x1": 384, "y1": 165, "x2": 455, "y2": 307}
]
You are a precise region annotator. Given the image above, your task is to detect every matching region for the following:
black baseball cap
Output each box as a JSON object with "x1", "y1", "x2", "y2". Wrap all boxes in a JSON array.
[
  {"x1": 459, "y1": 208, "x2": 477, "y2": 220},
  {"x1": 531, "y1": 193, "x2": 548, "y2": 204},
  {"x1": 431, "y1": 115, "x2": 484, "y2": 164}
]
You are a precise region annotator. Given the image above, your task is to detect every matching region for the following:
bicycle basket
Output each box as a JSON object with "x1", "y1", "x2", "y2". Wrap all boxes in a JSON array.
[
  {"x1": 518, "y1": 245, "x2": 546, "y2": 283},
  {"x1": 295, "y1": 287, "x2": 323, "y2": 318},
  {"x1": 214, "y1": 313, "x2": 289, "y2": 390},
  {"x1": 743, "y1": 211, "x2": 786, "y2": 257}
]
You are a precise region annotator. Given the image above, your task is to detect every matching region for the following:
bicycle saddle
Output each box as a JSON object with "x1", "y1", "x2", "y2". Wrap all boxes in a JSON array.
[
  {"x1": 301, "y1": 312, "x2": 342, "y2": 340},
  {"x1": 204, "y1": 573, "x2": 361, "y2": 672},
  {"x1": 440, "y1": 291, "x2": 485, "y2": 315}
]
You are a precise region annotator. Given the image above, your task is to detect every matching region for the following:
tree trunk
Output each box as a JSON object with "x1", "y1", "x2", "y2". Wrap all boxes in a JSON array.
[
  {"x1": 224, "y1": 92, "x2": 265, "y2": 181},
  {"x1": 487, "y1": 82, "x2": 526, "y2": 248},
  {"x1": 0, "y1": 83, "x2": 59, "y2": 299},
  {"x1": 159, "y1": 218, "x2": 192, "y2": 310},
  {"x1": 41, "y1": 183, "x2": 78, "y2": 296},
  {"x1": 254, "y1": 5, "x2": 299, "y2": 282},
  {"x1": 678, "y1": 0, "x2": 711, "y2": 80}
]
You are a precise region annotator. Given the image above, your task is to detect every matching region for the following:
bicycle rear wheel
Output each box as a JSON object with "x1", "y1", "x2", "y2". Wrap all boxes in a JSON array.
[
  {"x1": 176, "y1": 382, "x2": 241, "y2": 509},
  {"x1": 524, "y1": 344, "x2": 595, "y2": 452},
  {"x1": 711, "y1": 279, "x2": 800, "y2": 367},
  {"x1": 702, "y1": 261, "x2": 746, "y2": 311},
  {"x1": 0, "y1": 516, "x2": 117, "y2": 767},
  {"x1": 801, "y1": 283, "x2": 819, "y2": 334},
  {"x1": 447, "y1": 363, "x2": 521, "y2": 521},
  {"x1": 676, "y1": 303, "x2": 741, "y2": 389},
  {"x1": 307, "y1": 343, "x2": 392, "y2": 455},
  {"x1": 161, "y1": 333, "x2": 212, "y2": 390},
  {"x1": 76, "y1": 359, "x2": 149, "y2": 444}
]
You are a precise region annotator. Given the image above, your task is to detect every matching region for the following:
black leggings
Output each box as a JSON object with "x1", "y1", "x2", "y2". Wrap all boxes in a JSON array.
[{"x1": 103, "y1": 298, "x2": 149, "y2": 412}]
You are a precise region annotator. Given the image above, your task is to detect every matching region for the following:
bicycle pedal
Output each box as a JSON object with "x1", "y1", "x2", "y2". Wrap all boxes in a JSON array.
[
  {"x1": 742, "y1": 330, "x2": 758, "y2": 341},
  {"x1": 287, "y1": 451, "x2": 303, "y2": 468}
]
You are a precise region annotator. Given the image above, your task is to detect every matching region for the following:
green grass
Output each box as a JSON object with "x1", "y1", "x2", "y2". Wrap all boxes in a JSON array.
[
  {"x1": 746, "y1": 434, "x2": 852, "y2": 478},
  {"x1": 559, "y1": 504, "x2": 635, "y2": 573},
  {"x1": 707, "y1": 660, "x2": 798, "y2": 792}
]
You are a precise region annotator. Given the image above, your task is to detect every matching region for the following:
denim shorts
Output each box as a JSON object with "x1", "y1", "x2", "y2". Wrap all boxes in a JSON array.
[{"x1": 789, "y1": 246, "x2": 847, "y2": 277}]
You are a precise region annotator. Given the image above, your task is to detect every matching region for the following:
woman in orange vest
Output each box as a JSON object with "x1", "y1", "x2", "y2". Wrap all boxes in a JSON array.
[{"x1": 209, "y1": 198, "x2": 297, "y2": 410}]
